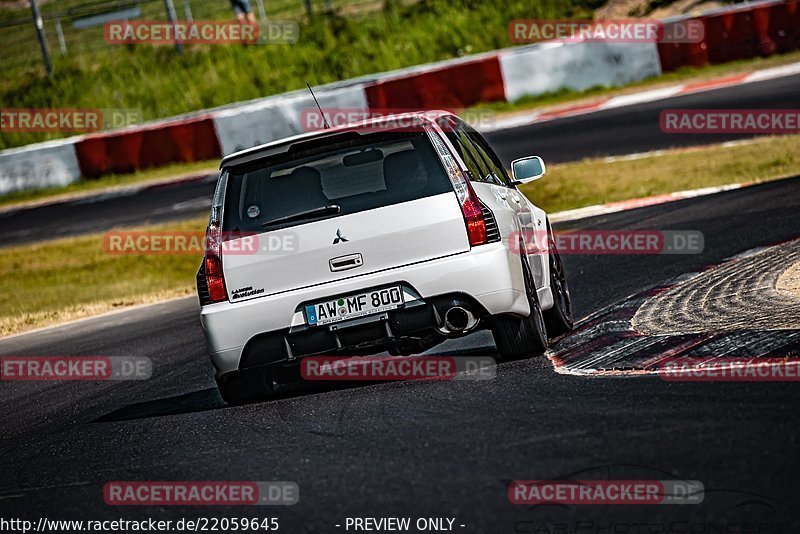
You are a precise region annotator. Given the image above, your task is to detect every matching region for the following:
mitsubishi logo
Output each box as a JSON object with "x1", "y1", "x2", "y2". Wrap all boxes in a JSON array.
[{"x1": 333, "y1": 229, "x2": 349, "y2": 244}]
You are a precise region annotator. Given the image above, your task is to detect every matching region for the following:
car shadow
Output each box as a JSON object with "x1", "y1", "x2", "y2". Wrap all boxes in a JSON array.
[
  {"x1": 92, "y1": 343, "x2": 501, "y2": 423},
  {"x1": 91, "y1": 382, "x2": 351, "y2": 423},
  {"x1": 93, "y1": 387, "x2": 226, "y2": 422}
]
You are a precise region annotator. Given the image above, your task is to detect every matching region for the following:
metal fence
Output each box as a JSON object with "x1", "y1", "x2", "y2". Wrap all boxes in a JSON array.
[{"x1": 0, "y1": 0, "x2": 370, "y2": 74}]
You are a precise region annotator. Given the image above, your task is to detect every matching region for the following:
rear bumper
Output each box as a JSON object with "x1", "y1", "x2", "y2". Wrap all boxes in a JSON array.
[{"x1": 200, "y1": 242, "x2": 529, "y2": 376}]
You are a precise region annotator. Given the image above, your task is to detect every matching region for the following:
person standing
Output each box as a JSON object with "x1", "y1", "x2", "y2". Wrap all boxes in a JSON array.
[{"x1": 230, "y1": 0, "x2": 256, "y2": 23}]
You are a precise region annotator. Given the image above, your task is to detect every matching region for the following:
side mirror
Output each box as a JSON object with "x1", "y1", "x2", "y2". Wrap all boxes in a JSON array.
[{"x1": 511, "y1": 156, "x2": 546, "y2": 185}]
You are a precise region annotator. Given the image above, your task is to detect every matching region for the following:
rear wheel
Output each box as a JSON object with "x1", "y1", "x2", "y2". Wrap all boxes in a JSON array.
[
  {"x1": 543, "y1": 226, "x2": 573, "y2": 337},
  {"x1": 491, "y1": 255, "x2": 548, "y2": 360}
]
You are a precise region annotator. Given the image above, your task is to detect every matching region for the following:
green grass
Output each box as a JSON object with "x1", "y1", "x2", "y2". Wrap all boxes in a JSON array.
[
  {"x1": 0, "y1": 0, "x2": 381, "y2": 70},
  {"x1": 2, "y1": 134, "x2": 798, "y2": 337},
  {"x1": 0, "y1": 0, "x2": 600, "y2": 150},
  {"x1": 519, "y1": 135, "x2": 800, "y2": 213},
  {"x1": 0, "y1": 216, "x2": 207, "y2": 337}
]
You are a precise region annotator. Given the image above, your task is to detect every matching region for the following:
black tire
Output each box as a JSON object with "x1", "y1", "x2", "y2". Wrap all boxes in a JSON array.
[
  {"x1": 491, "y1": 255, "x2": 548, "y2": 360},
  {"x1": 216, "y1": 367, "x2": 276, "y2": 405},
  {"x1": 543, "y1": 225, "x2": 574, "y2": 337}
]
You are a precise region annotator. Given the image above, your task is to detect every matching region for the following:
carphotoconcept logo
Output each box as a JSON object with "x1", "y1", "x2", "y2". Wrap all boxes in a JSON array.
[
  {"x1": 0, "y1": 356, "x2": 151, "y2": 381},
  {"x1": 660, "y1": 109, "x2": 800, "y2": 134},
  {"x1": 103, "y1": 481, "x2": 298, "y2": 506},
  {"x1": 1, "y1": 108, "x2": 142, "y2": 133}
]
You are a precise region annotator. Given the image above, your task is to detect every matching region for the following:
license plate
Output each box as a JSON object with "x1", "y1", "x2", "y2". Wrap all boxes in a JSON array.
[{"x1": 305, "y1": 286, "x2": 404, "y2": 326}]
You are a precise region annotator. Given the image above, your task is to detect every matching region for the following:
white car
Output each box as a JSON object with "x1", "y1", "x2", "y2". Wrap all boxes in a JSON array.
[{"x1": 197, "y1": 111, "x2": 573, "y2": 403}]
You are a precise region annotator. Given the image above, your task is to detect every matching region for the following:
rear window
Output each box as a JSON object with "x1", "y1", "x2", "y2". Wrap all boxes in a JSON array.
[{"x1": 222, "y1": 131, "x2": 453, "y2": 232}]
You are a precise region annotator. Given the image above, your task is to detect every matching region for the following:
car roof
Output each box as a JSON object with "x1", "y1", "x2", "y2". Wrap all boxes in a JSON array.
[{"x1": 219, "y1": 110, "x2": 455, "y2": 169}]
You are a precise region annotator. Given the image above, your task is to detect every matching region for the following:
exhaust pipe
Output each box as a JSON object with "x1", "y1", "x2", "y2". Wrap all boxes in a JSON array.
[{"x1": 439, "y1": 306, "x2": 479, "y2": 334}]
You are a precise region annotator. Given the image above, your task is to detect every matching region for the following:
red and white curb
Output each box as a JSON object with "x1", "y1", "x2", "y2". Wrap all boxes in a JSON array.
[
  {"x1": 547, "y1": 238, "x2": 800, "y2": 377},
  {"x1": 485, "y1": 61, "x2": 800, "y2": 132}
]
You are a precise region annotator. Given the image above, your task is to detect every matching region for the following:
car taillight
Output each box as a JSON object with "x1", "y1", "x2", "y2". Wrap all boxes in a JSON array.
[
  {"x1": 425, "y1": 126, "x2": 488, "y2": 246},
  {"x1": 459, "y1": 183, "x2": 487, "y2": 246},
  {"x1": 204, "y1": 223, "x2": 227, "y2": 303}
]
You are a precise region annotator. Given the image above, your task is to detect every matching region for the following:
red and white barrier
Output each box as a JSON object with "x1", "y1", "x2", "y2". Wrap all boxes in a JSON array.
[
  {"x1": 364, "y1": 54, "x2": 505, "y2": 110},
  {"x1": 658, "y1": 0, "x2": 799, "y2": 71},
  {"x1": 1, "y1": 0, "x2": 797, "y2": 195},
  {"x1": 0, "y1": 139, "x2": 82, "y2": 195},
  {"x1": 213, "y1": 85, "x2": 368, "y2": 156},
  {"x1": 75, "y1": 114, "x2": 220, "y2": 178},
  {"x1": 484, "y1": 62, "x2": 800, "y2": 131},
  {"x1": 498, "y1": 41, "x2": 661, "y2": 102}
]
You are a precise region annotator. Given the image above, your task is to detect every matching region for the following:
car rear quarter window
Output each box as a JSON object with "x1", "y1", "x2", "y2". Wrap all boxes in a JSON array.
[
  {"x1": 467, "y1": 129, "x2": 513, "y2": 187},
  {"x1": 440, "y1": 117, "x2": 505, "y2": 187}
]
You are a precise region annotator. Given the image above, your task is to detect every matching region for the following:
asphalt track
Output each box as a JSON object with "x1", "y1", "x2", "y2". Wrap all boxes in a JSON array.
[
  {"x1": 2, "y1": 174, "x2": 799, "y2": 530},
  {"x1": 1, "y1": 72, "x2": 799, "y2": 247}
]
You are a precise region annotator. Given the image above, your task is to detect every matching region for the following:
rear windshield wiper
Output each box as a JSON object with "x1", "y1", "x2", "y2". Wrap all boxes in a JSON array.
[{"x1": 261, "y1": 205, "x2": 341, "y2": 227}]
